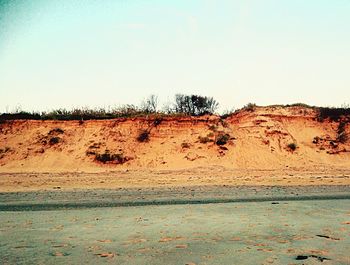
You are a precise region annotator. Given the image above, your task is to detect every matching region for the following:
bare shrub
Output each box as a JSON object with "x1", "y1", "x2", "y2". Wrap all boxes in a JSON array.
[
  {"x1": 181, "y1": 142, "x2": 191, "y2": 149},
  {"x1": 208, "y1": 125, "x2": 217, "y2": 131},
  {"x1": 141, "y1": 95, "x2": 158, "y2": 113},
  {"x1": 244, "y1": 103, "x2": 257, "y2": 112},
  {"x1": 337, "y1": 121, "x2": 348, "y2": 143},
  {"x1": 207, "y1": 132, "x2": 214, "y2": 138},
  {"x1": 48, "y1": 128, "x2": 64, "y2": 135},
  {"x1": 137, "y1": 130, "x2": 150, "y2": 142},
  {"x1": 198, "y1": 136, "x2": 212, "y2": 144}
]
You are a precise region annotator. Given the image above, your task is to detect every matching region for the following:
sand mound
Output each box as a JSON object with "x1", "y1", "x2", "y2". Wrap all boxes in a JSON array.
[{"x1": 0, "y1": 106, "x2": 349, "y2": 173}]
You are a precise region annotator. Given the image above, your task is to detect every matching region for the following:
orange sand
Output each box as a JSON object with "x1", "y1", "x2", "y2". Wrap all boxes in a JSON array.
[{"x1": 0, "y1": 106, "x2": 349, "y2": 192}]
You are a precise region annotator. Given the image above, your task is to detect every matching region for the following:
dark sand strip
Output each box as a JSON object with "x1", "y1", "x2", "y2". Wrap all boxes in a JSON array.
[{"x1": 1, "y1": 185, "x2": 350, "y2": 211}]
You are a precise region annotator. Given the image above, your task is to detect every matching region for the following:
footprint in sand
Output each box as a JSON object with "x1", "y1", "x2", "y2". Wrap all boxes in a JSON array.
[
  {"x1": 51, "y1": 225, "x2": 64, "y2": 231},
  {"x1": 175, "y1": 244, "x2": 188, "y2": 249},
  {"x1": 316, "y1": 234, "x2": 341, "y2": 241},
  {"x1": 14, "y1": 245, "x2": 34, "y2": 249},
  {"x1": 97, "y1": 239, "x2": 112, "y2": 243},
  {"x1": 87, "y1": 245, "x2": 101, "y2": 252},
  {"x1": 159, "y1": 236, "x2": 186, "y2": 242},
  {"x1": 124, "y1": 238, "x2": 147, "y2": 245},
  {"x1": 52, "y1": 243, "x2": 68, "y2": 248},
  {"x1": 94, "y1": 252, "x2": 116, "y2": 258},
  {"x1": 50, "y1": 251, "x2": 70, "y2": 256}
]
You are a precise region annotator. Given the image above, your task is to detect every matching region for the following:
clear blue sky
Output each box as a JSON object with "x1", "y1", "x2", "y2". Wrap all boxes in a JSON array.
[{"x1": 0, "y1": 0, "x2": 349, "y2": 113}]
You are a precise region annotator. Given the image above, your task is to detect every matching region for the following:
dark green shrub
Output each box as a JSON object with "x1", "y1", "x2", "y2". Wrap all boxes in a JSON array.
[
  {"x1": 0, "y1": 112, "x2": 41, "y2": 121},
  {"x1": 174, "y1": 94, "x2": 219, "y2": 115},
  {"x1": 287, "y1": 143, "x2": 297, "y2": 151},
  {"x1": 317, "y1": 106, "x2": 350, "y2": 122},
  {"x1": 96, "y1": 153, "x2": 109, "y2": 163},
  {"x1": 49, "y1": 137, "x2": 61, "y2": 145},
  {"x1": 95, "y1": 152, "x2": 128, "y2": 164},
  {"x1": 153, "y1": 117, "x2": 163, "y2": 127},
  {"x1": 216, "y1": 134, "x2": 230, "y2": 145},
  {"x1": 137, "y1": 130, "x2": 150, "y2": 142}
]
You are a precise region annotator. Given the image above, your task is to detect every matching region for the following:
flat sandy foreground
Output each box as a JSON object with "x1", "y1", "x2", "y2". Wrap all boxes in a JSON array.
[
  {"x1": 1, "y1": 199, "x2": 350, "y2": 265},
  {"x1": 1, "y1": 167, "x2": 350, "y2": 193}
]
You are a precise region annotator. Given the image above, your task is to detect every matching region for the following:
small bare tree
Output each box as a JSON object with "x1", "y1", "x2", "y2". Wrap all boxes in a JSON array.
[{"x1": 141, "y1": 95, "x2": 158, "y2": 113}]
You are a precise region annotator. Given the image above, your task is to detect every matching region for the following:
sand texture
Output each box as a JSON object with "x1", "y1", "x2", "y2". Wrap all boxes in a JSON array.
[{"x1": 0, "y1": 106, "x2": 349, "y2": 191}]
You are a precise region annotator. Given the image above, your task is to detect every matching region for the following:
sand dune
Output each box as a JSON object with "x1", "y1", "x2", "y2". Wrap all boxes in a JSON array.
[{"x1": 0, "y1": 106, "x2": 349, "y2": 191}]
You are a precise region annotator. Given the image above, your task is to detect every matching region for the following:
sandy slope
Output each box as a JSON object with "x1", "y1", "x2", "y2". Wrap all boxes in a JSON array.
[{"x1": 0, "y1": 106, "x2": 349, "y2": 191}]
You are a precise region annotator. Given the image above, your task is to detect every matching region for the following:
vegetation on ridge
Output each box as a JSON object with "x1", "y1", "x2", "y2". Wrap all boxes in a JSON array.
[{"x1": 1, "y1": 94, "x2": 349, "y2": 122}]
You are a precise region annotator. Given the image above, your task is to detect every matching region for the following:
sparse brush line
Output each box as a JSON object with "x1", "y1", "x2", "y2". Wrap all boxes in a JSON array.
[{"x1": 0, "y1": 96, "x2": 349, "y2": 121}]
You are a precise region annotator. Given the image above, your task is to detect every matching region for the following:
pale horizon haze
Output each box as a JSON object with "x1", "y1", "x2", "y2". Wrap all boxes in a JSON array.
[{"x1": 0, "y1": 0, "x2": 349, "y2": 113}]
